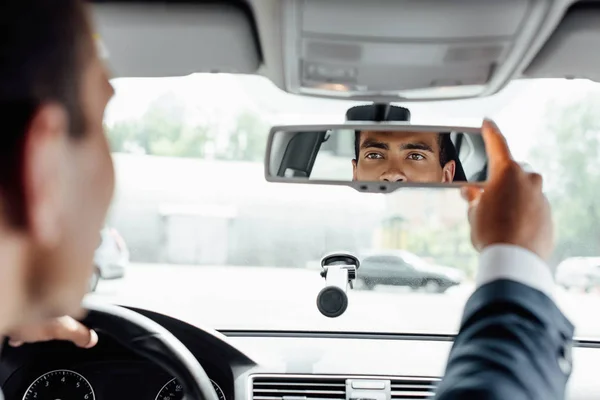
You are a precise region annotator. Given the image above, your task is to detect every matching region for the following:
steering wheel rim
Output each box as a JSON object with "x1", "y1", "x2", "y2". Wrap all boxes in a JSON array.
[{"x1": 81, "y1": 299, "x2": 218, "y2": 400}]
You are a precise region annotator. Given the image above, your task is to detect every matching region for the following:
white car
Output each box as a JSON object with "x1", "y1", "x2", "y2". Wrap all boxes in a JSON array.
[
  {"x1": 555, "y1": 257, "x2": 600, "y2": 292},
  {"x1": 89, "y1": 226, "x2": 129, "y2": 292}
]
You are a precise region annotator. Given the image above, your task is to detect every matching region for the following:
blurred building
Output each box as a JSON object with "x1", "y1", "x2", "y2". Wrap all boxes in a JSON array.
[{"x1": 109, "y1": 154, "x2": 385, "y2": 266}]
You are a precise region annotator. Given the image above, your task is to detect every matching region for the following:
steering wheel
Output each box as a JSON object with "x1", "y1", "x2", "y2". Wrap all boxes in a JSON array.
[{"x1": 82, "y1": 299, "x2": 218, "y2": 400}]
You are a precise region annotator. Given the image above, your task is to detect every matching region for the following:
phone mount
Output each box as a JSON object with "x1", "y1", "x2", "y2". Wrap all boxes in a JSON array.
[{"x1": 316, "y1": 252, "x2": 359, "y2": 318}]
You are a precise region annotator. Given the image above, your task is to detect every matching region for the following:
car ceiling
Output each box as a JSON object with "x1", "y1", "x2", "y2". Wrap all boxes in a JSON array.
[{"x1": 90, "y1": 0, "x2": 600, "y2": 102}]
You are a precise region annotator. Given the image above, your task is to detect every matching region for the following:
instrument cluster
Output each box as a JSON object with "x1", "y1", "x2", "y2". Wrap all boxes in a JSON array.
[{"x1": 20, "y1": 368, "x2": 228, "y2": 400}]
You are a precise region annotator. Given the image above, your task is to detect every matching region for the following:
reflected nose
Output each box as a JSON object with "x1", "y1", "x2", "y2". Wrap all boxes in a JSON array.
[{"x1": 380, "y1": 169, "x2": 407, "y2": 182}]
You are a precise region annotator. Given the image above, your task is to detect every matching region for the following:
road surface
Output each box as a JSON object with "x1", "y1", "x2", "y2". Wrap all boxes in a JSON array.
[{"x1": 87, "y1": 263, "x2": 600, "y2": 338}]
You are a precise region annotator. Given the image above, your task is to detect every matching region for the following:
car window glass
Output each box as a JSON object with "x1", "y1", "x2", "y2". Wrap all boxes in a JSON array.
[{"x1": 90, "y1": 75, "x2": 600, "y2": 338}]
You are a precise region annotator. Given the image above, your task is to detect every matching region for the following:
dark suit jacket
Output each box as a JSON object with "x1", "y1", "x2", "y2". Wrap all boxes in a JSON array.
[{"x1": 435, "y1": 279, "x2": 574, "y2": 400}]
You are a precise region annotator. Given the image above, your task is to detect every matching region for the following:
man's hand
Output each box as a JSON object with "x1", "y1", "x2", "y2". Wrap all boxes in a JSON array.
[
  {"x1": 461, "y1": 119, "x2": 554, "y2": 260},
  {"x1": 7, "y1": 316, "x2": 98, "y2": 348}
]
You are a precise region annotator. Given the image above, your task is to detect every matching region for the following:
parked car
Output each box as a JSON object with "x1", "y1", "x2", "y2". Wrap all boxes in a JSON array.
[
  {"x1": 357, "y1": 250, "x2": 464, "y2": 293},
  {"x1": 555, "y1": 257, "x2": 600, "y2": 292},
  {"x1": 89, "y1": 226, "x2": 129, "y2": 292}
]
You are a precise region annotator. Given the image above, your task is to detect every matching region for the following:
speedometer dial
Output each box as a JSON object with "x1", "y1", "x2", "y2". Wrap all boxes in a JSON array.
[
  {"x1": 22, "y1": 369, "x2": 94, "y2": 400},
  {"x1": 156, "y1": 378, "x2": 226, "y2": 400}
]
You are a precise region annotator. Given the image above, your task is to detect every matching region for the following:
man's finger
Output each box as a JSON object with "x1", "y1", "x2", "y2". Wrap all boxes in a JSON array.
[
  {"x1": 85, "y1": 329, "x2": 99, "y2": 348},
  {"x1": 467, "y1": 197, "x2": 479, "y2": 225},
  {"x1": 8, "y1": 317, "x2": 98, "y2": 348},
  {"x1": 529, "y1": 172, "x2": 543, "y2": 189},
  {"x1": 460, "y1": 186, "x2": 481, "y2": 241},
  {"x1": 482, "y1": 119, "x2": 513, "y2": 177},
  {"x1": 460, "y1": 186, "x2": 482, "y2": 203},
  {"x1": 50, "y1": 317, "x2": 98, "y2": 348}
]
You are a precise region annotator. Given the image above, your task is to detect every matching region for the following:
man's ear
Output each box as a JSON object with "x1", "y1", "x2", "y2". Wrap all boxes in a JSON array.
[
  {"x1": 442, "y1": 160, "x2": 456, "y2": 183},
  {"x1": 22, "y1": 103, "x2": 69, "y2": 248},
  {"x1": 352, "y1": 159, "x2": 358, "y2": 181}
]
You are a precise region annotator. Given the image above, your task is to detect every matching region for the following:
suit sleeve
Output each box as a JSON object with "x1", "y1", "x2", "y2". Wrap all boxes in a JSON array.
[{"x1": 434, "y1": 279, "x2": 574, "y2": 400}]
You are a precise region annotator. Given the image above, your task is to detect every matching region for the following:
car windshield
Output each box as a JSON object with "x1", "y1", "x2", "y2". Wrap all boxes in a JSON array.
[{"x1": 89, "y1": 75, "x2": 600, "y2": 338}]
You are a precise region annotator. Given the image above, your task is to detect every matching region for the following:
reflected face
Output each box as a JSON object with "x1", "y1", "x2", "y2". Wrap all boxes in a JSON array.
[{"x1": 352, "y1": 131, "x2": 455, "y2": 183}]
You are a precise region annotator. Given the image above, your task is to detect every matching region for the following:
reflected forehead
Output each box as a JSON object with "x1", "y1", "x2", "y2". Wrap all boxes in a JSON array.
[{"x1": 360, "y1": 130, "x2": 440, "y2": 145}]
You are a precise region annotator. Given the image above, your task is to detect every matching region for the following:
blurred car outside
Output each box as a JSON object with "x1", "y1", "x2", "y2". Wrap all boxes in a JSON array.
[
  {"x1": 89, "y1": 226, "x2": 129, "y2": 292},
  {"x1": 555, "y1": 257, "x2": 600, "y2": 293},
  {"x1": 357, "y1": 250, "x2": 465, "y2": 293}
]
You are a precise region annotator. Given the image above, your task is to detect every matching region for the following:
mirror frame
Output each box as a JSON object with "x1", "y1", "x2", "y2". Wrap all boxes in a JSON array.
[{"x1": 264, "y1": 122, "x2": 485, "y2": 193}]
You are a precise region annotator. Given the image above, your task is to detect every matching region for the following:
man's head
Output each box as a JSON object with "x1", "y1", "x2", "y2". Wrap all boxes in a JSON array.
[
  {"x1": 0, "y1": 0, "x2": 115, "y2": 330},
  {"x1": 352, "y1": 130, "x2": 456, "y2": 182}
]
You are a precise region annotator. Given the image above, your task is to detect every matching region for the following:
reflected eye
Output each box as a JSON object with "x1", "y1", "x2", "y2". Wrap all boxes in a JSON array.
[
  {"x1": 365, "y1": 153, "x2": 384, "y2": 160},
  {"x1": 407, "y1": 153, "x2": 425, "y2": 161}
]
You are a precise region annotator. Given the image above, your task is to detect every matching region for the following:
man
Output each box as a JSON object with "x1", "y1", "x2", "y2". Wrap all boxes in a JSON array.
[
  {"x1": 346, "y1": 104, "x2": 466, "y2": 182},
  {"x1": 0, "y1": 2, "x2": 573, "y2": 400},
  {"x1": 0, "y1": 0, "x2": 114, "y2": 348},
  {"x1": 352, "y1": 130, "x2": 457, "y2": 182},
  {"x1": 435, "y1": 120, "x2": 574, "y2": 399}
]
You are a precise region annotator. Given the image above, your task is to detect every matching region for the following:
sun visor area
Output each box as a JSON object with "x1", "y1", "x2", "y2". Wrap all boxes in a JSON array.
[
  {"x1": 91, "y1": 2, "x2": 261, "y2": 77},
  {"x1": 281, "y1": 0, "x2": 553, "y2": 102},
  {"x1": 525, "y1": 5, "x2": 600, "y2": 82}
]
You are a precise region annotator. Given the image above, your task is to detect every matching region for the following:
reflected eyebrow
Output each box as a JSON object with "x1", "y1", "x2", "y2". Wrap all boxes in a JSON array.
[
  {"x1": 400, "y1": 142, "x2": 435, "y2": 153},
  {"x1": 361, "y1": 139, "x2": 389, "y2": 151}
]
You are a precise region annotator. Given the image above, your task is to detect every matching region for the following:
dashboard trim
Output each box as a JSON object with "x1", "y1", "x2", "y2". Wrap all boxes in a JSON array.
[
  {"x1": 224, "y1": 330, "x2": 600, "y2": 349},
  {"x1": 247, "y1": 372, "x2": 442, "y2": 380},
  {"x1": 222, "y1": 330, "x2": 456, "y2": 342}
]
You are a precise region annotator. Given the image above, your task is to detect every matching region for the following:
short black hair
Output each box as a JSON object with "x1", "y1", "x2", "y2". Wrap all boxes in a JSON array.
[
  {"x1": 354, "y1": 131, "x2": 453, "y2": 168},
  {"x1": 0, "y1": 0, "x2": 91, "y2": 226}
]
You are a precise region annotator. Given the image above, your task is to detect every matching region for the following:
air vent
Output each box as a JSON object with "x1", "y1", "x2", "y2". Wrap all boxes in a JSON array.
[
  {"x1": 390, "y1": 377, "x2": 439, "y2": 399},
  {"x1": 250, "y1": 375, "x2": 441, "y2": 400},
  {"x1": 252, "y1": 376, "x2": 346, "y2": 400}
]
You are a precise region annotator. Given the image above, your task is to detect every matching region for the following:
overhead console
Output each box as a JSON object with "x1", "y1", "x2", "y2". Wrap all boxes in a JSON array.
[{"x1": 281, "y1": 0, "x2": 555, "y2": 102}]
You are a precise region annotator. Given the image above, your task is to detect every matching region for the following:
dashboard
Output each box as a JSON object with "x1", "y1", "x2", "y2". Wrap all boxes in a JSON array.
[
  {"x1": 0, "y1": 336, "x2": 232, "y2": 400},
  {"x1": 1, "y1": 307, "x2": 600, "y2": 399},
  {"x1": 0, "y1": 309, "x2": 240, "y2": 400}
]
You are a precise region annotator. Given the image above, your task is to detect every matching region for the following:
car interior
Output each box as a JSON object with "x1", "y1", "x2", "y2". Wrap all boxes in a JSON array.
[{"x1": 3, "y1": 0, "x2": 600, "y2": 399}]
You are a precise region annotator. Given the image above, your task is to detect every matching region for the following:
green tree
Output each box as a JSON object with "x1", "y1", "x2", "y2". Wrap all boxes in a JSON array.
[
  {"x1": 142, "y1": 92, "x2": 187, "y2": 155},
  {"x1": 150, "y1": 124, "x2": 212, "y2": 158},
  {"x1": 226, "y1": 111, "x2": 269, "y2": 161},
  {"x1": 405, "y1": 222, "x2": 477, "y2": 278},
  {"x1": 105, "y1": 120, "x2": 142, "y2": 153},
  {"x1": 105, "y1": 93, "x2": 268, "y2": 161},
  {"x1": 108, "y1": 91, "x2": 215, "y2": 158},
  {"x1": 530, "y1": 94, "x2": 600, "y2": 263}
]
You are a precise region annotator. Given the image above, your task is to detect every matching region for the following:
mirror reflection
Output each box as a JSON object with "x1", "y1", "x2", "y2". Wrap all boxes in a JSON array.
[
  {"x1": 270, "y1": 126, "x2": 488, "y2": 184},
  {"x1": 353, "y1": 130, "x2": 465, "y2": 183}
]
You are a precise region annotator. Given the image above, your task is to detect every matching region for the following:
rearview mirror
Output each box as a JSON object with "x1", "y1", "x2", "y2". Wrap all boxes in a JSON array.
[{"x1": 265, "y1": 123, "x2": 488, "y2": 193}]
